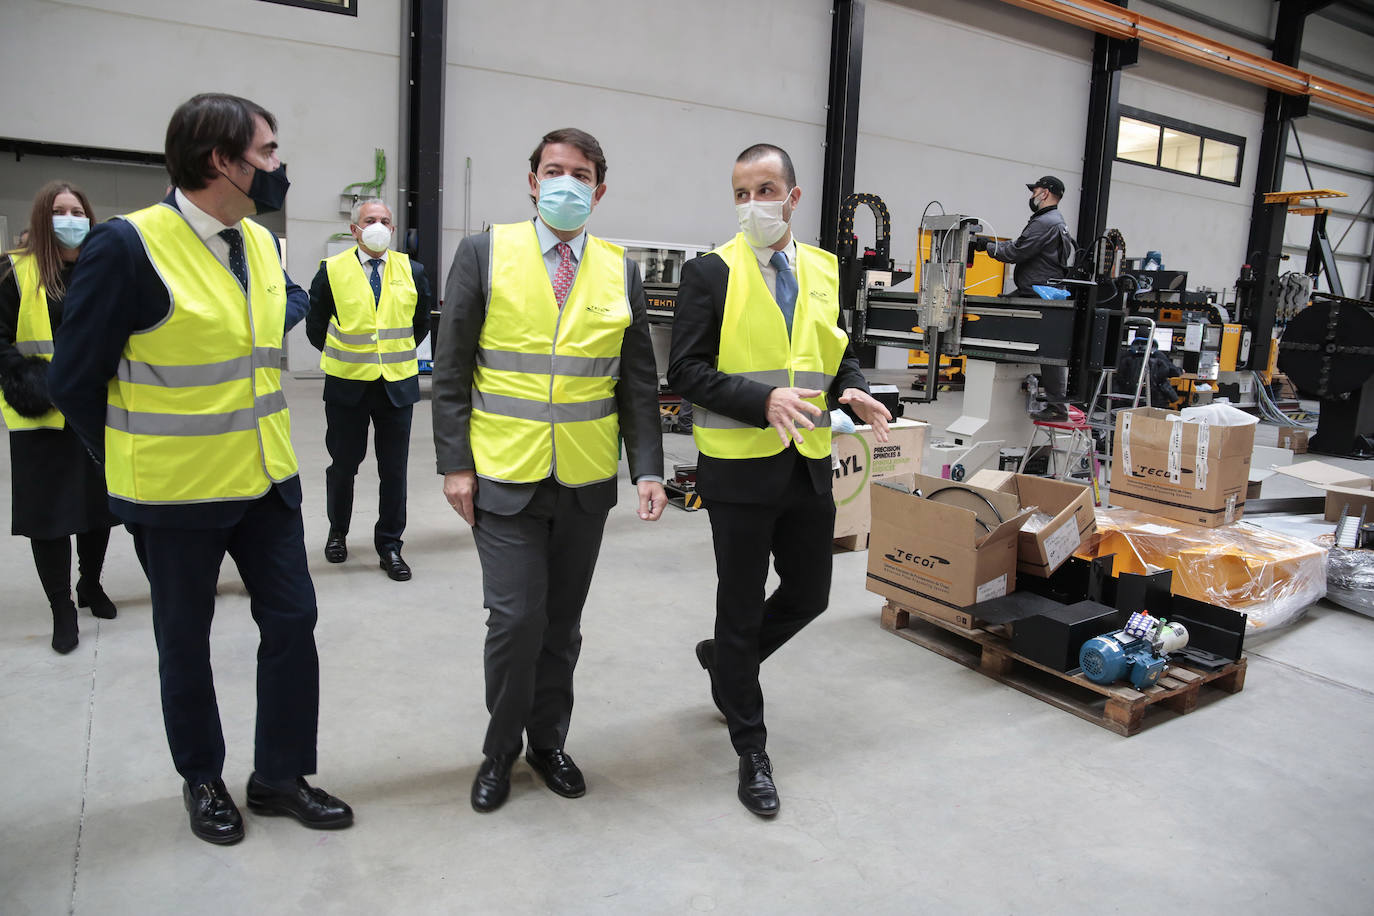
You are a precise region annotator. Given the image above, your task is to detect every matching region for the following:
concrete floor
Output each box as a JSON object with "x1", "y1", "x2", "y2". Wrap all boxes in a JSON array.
[{"x1": 3, "y1": 375, "x2": 1373, "y2": 915}]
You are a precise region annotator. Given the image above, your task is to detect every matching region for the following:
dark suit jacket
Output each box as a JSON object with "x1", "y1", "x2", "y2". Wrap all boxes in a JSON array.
[
  {"x1": 304, "y1": 252, "x2": 433, "y2": 407},
  {"x1": 49, "y1": 193, "x2": 308, "y2": 528},
  {"x1": 431, "y1": 226, "x2": 663, "y2": 516},
  {"x1": 666, "y1": 245, "x2": 868, "y2": 506}
]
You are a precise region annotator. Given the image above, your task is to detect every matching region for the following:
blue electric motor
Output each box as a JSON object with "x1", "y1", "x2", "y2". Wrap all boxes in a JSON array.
[{"x1": 1079, "y1": 612, "x2": 1189, "y2": 690}]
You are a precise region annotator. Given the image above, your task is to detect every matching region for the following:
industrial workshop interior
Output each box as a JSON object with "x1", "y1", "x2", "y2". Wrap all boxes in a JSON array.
[{"x1": 2, "y1": 0, "x2": 1373, "y2": 913}]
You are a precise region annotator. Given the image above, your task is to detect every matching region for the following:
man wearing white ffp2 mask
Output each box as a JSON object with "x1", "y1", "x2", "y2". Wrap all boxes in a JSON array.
[
  {"x1": 305, "y1": 198, "x2": 434, "y2": 582},
  {"x1": 668, "y1": 143, "x2": 892, "y2": 818}
]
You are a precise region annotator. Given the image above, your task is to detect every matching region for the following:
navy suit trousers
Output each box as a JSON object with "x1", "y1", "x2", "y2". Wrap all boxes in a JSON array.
[
  {"x1": 324, "y1": 380, "x2": 414, "y2": 552},
  {"x1": 129, "y1": 488, "x2": 319, "y2": 785}
]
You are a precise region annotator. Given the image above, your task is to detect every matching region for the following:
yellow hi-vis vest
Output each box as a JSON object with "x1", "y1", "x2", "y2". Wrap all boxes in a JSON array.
[
  {"x1": 469, "y1": 221, "x2": 631, "y2": 486},
  {"x1": 692, "y1": 234, "x2": 849, "y2": 460},
  {"x1": 1, "y1": 253, "x2": 65, "y2": 431},
  {"x1": 104, "y1": 204, "x2": 298, "y2": 505},
  {"x1": 320, "y1": 248, "x2": 419, "y2": 381}
]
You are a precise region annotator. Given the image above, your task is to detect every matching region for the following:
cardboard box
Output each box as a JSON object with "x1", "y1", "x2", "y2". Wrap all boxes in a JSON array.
[
  {"x1": 1276, "y1": 425, "x2": 1309, "y2": 454},
  {"x1": 832, "y1": 419, "x2": 928, "y2": 545},
  {"x1": 1108, "y1": 407, "x2": 1255, "y2": 527},
  {"x1": 966, "y1": 470, "x2": 1097, "y2": 577},
  {"x1": 867, "y1": 474, "x2": 1033, "y2": 625},
  {"x1": 1271, "y1": 460, "x2": 1374, "y2": 522}
]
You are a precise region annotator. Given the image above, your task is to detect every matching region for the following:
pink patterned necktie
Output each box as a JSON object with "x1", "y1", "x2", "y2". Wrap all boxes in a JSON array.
[{"x1": 553, "y1": 242, "x2": 574, "y2": 308}]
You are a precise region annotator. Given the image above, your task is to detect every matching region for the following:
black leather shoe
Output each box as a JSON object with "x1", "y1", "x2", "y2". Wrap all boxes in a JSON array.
[
  {"x1": 324, "y1": 532, "x2": 347, "y2": 564},
  {"x1": 245, "y1": 773, "x2": 353, "y2": 829},
  {"x1": 184, "y1": 778, "x2": 245, "y2": 845},
  {"x1": 379, "y1": 548, "x2": 411, "y2": 581},
  {"x1": 738, "y1": 751, "x2": 779, "y2": 817},
  {"x1": 76, "y1": 578, "x2": 117, "y2": 619},
  {"x1": 695, "y1": 639, "x2": 725, "y2": 717},
  {"x1": 471, "y1": 755, "x2": 515, "y2": 813},
  {"x1": 526, "y1": 747, "x2": 586, "y2": 798},
  {"x1": 1030, "y1": 404, "x2": 1070, "y2": 423}
]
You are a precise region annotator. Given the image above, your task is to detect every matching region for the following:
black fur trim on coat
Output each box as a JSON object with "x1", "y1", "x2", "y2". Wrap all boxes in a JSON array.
[{"x1": 0, "y1": 355, "x2": 55, "y2": 418}]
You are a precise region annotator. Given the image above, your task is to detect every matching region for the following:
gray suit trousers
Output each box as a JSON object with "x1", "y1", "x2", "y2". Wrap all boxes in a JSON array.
[{"x1": 472, "y1": 476, "x2": 608, "y2": 758}]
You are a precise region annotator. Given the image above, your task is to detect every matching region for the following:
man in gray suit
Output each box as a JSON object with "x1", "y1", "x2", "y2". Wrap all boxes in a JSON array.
[{"x1": 432, "y1": 127, "x2": 666, "y2": 813}]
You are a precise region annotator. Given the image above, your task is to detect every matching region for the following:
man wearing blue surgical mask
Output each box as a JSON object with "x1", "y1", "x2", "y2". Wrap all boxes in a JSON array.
[{"x1": 432, "y1": 127, "x2": 665, "y2": 814}]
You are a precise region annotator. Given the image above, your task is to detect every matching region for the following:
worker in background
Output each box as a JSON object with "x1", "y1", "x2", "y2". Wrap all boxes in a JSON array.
[
  {"x1": 667, "y1": 143, "x2": 891, "y2": 817},
  {"x1": 305, "y1": 198, "x2": 432, "y2": 581},
  {"x1": 1, "y1": 180, "x2": 118, "y2": 654},
  {"x1": 49, "y1": 93, "x2": 352, "y2": 846},
  {"x1": 974, "y1": 175, "x2": 1077, "y2": 422},
  {"x1": 433, "y1": 127, "x2": 665, "y2": 814}
]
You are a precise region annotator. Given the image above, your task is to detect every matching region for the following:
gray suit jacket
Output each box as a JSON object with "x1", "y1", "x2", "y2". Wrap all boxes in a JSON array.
[{"x1": 432, "y1": 226, "x2": 663, "y2": 516}]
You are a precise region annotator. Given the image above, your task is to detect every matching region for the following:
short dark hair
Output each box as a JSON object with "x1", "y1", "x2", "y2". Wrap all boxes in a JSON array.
[
  {"x1": 736, "y1": 143, "x2": 796, "y2": 187},
  {"x1": 529, "y1": 128, "x2": 607, "y2": 185},
  {"x1": 165, "y1": 93, "x2": 277, "y2": 191}
]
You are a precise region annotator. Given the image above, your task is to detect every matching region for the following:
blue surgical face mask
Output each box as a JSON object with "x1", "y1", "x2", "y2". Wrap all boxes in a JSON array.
[
  {"x1": 53, "y1": 214, "x2": 90, "y2": 250},
  {"x1": 537, "y1": 174, "x2": 595, "y2": 232}
]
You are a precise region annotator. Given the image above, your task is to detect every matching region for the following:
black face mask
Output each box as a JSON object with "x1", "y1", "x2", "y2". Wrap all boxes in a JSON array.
[
  {"x1": 244, "y1": 163, "x2": 289, "y2": 215},
  {"x1": 1028, "y1": 194, "x2": 1041, "y2": 213}
]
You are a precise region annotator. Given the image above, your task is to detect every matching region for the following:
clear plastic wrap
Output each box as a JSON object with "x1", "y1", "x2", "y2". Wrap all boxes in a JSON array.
[
  {"x1": 1314, "y1": 536, "x2": 1374, "y2": 617},
  {"x1": 1074, "y1": 508, "x2": 1329, "y2": 630}
]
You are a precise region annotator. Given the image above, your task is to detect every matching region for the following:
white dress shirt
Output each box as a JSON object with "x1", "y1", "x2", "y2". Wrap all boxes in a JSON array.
[
  {"x1": 534, "y1": 216, "x2": 586, "y2": 287},
  {"x1": 747, "y1": 236, "x2": 797, "y2": 302},
  {"x1": 174, "y1": 188, "x2": 241, "y2": 272}
]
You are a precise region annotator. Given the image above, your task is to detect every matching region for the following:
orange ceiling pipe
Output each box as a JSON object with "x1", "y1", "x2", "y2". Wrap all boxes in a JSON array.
[{"x1": 994, "y1": 0, "x2": 1374, "y2": 121}]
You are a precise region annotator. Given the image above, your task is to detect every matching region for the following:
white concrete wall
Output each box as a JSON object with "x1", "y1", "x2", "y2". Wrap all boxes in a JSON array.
[
  {"x1": 0, "y1": 0, "x2": 407, "y2": 367},
  {"x1": 858, "y1": 0, "x2": 1092, "y2": 287},
  {"x1": 440, "y1": 0, "x2": 833, "y2": 279}
]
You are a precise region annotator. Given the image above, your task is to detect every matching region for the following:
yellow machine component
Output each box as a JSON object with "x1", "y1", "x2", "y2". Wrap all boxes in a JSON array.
[
  {"x1": 909, "y1": 230, "x2": 1005, "y2": 367},
  {"x1": 1218, "y1": 323, "x2": 1242, "y2": 372},
  {"x1": 1073, "y1": 508, "x2": 1327, "y2": 628},
  {"x1": 1258, "y1": 332, "x2": 1280, "y2": 383}
]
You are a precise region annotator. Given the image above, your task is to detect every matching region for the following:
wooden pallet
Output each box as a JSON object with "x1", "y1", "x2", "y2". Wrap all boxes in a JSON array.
[{"x1": 880, "y1": 601, "x2": 1247, "y2": 736}]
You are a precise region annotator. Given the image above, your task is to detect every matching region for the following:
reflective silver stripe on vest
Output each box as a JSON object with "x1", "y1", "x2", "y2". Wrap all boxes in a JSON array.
[
  {"x1": 106, "y1": 391, "x2": 287, "y2": 436},
  {"x1": 731, "y1": 369, "x2": 791, "y2": 387},
  {"x1": 377, "y1": 328, "x2": 414, "y2": 340},
  {"x1": 322, "y1": 347, "x2": 416, "y2": 365},
  {"x1": 327, "y1": 325, "x2": 376, "y2": 346},
  {"x1": 381, "y1": 349, "x2": 416, "y2": 363},
  {"x1": 793, "y1": 370, "x2": 836, "y2": 391},
  {"x1": 117, "y1": 348, "x2": 283, "y2": 388},
  {"x1": 472, "y1": 389, "x2": 616, "y2": 423},
  {"x1": 15, "y1": 340, "x2": 54, "y2": 356},
  {"x1": 477, "y1": 348, "x2": 621, "y2": 379},
  {"x1": 693, "y1": 405, "x2": 832, "y2": 430}
]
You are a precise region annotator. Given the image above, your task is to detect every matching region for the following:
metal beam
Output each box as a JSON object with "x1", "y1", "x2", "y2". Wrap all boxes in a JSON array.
[
  {"x1": 1245, "y1": 0, "x2": 1310, "y2": 371},
  {"x1": 820, "y1": 1, "x2": 864, "y2": 254},
  {"x1": 401, "y1": 0, "x2": 445, "y2": 284},
  {"x1": 1312, "y1": 3, "x2": 1374, "y2": 38}
]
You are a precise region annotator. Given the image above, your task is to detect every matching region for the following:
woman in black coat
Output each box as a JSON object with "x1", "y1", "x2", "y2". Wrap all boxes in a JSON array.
[{"x1": 1, "y1": 180, "x2": 119, "y2": 653}]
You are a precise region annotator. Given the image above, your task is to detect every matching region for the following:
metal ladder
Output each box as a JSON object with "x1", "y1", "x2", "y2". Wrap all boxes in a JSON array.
[{"x1": 1085, "y1": 316, "x2": 1158, "y2": 483}]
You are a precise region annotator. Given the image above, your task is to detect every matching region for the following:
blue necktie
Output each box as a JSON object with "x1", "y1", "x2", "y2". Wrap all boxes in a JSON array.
[
  {"x1": 219, "y1": 228, "x2": 248, "y2": 291},
  {"x1": 771, "y1": 250, "x2": 796, "y2": 334},
  {"x1": 368, "y1": 258, "x2": 383, "y2": 303}
]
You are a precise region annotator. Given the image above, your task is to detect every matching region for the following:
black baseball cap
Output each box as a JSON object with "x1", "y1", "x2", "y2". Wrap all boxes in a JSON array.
[{"x1": 1027, "y1": 175, "x2": 1066, "y2": 196}]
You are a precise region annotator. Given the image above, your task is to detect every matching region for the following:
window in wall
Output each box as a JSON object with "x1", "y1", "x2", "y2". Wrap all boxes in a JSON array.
[
  {"x1": 259, "y1": 0, "x2": 356, "y2": 14},
  {"x1": 1114, "y1": 106, "x2": 1244, "y2": 186}
]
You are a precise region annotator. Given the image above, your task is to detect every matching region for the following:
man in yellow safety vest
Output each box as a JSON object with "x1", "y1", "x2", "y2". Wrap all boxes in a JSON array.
[
  {"x1": 432, "y1": 127, "x2": 665, "y2": 814},
  {"x1": 668, "y1": 143, "x2": 891, "y2": 817},
  {"x1": 50, "y1": 93, "x2": 352, "y2": 846},
  {"x1": 306, "y1": 198, "x2": 433, "y2": 581}
]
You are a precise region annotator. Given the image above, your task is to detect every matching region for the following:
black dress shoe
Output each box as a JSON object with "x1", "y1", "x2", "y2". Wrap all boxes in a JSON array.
[
  {"x1": 379, "y1": 548, "x2": 411, "y2": 581},
  {"x1": 245, "y1": 773, "x2": 353, "y2": 829},
  {"x1": 76, "y1": 578, "x2": 117, "y2": 619},
  {"x1": 184, "y1": 778, "x2": 245, "y2": 845},
  {"x1": 324, "y1": 532, "x2": 347, "y2": 564},
  {"x1": 695, "y1": 639, "x2": 725, "y2": 717},
  {"x1": 526, "y1": 747, "x2": 586, "y2": 798},
  {"x1": 471, "y1": 755, "x2": 515, "y2": 813},
  {"x1": 1030, "y1": 404, "x2": 1070, "y2": 423},
  {"x1": 738, "y1": 751, "x2": 779, "y2": 817}
]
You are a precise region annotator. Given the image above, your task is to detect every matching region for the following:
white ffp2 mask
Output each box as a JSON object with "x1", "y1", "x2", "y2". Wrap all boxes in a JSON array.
[{"x1": 359, "y1": 222, "x2": 392, "y2": 251}]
